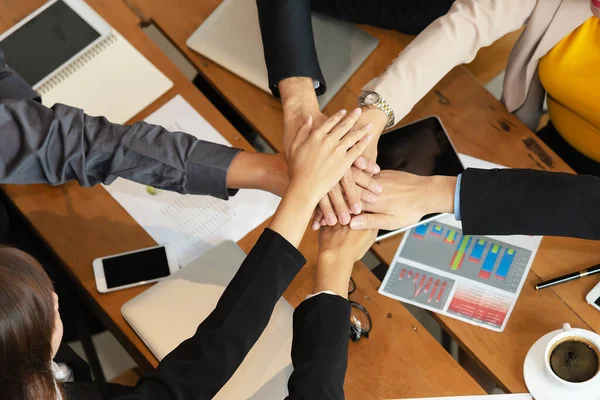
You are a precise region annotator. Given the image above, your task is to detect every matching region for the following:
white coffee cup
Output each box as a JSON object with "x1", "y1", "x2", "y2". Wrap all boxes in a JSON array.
[{"x1": 543, "y1": 323, "x2": 600, "y2": 389}]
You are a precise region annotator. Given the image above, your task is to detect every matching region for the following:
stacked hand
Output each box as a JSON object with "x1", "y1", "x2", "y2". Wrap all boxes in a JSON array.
[
  {"x1": 349, "y1": 171, "x2": 457, "y2": 231},
  {"x1": 280, "y1": 78, "x2": 388, "y2": 229},
  {"x1": 269, "y1": 108, "x2": 374, "y2": 246}
]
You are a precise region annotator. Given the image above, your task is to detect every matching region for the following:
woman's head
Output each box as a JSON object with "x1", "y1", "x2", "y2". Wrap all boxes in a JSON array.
[{"x1": 0, "y1": 247, "x2": 63, "y2": 400}]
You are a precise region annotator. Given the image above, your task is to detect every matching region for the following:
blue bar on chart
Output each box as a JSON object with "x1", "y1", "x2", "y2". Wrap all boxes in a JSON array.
[
  {"x1": 431, "y1": 224, "x2": 444, "y2": 236},
  {"x1": 469, "y1": 239, "x2": 486, "y2": 263},
  {"x1": 413, "y1": 223, "x2": 429, "y2": 238},
  {"x1": 479, "y1": 243, "x2": 501, "y2": 279},
  {"x1": 495, "y1": 248, "x2": 515, "y2": 280}
]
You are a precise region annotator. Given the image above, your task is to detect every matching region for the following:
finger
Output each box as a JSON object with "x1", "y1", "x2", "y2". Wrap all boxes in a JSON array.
[
  {"x1": 290, "y1": 115, "x2": 313, "y2": 153},
  {"x1": 312, "y1": 208, "x2": 324, "y2": 231},
  {"x1": 360, "y1": 188, "x2": 378, "y2": 205},
  {"x1": 354, "y1": 156, "x2": 381, "y2": 175},
  {"x1": 314, "y1": 109, "x2": 348, "y2": 138},
  {"x1": 319, "y1": 196, "x2": 337, "y2": 226},
  {"x1": 340, "y1": 122, "x2": 373, "y2": 151},
  {"x1": 328, "y1": 184, "x2": 351, "y2": 225},
  {"x1": 346, "y1": 133, "x2": 374, "y2": 161},
  {"x1": 328, "y1": 107, "x2": 362, "y2": 141},
  {"x1": 321, "y1": 218, "x2": 327, "y2": 226},
  {"x1": 350, "y1": 213, "x2": 394, "y2": 230},
  {"x1": 341, "y1": 169, "x2": 361, "y2": 215},
  {"x1": 354, "y1": 168, "x2": 383, "y2": 195}
]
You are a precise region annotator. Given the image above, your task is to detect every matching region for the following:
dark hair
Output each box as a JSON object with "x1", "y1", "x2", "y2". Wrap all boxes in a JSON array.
[{"x1": 0, "y1": 247, "x2": 60, "y2": 400}]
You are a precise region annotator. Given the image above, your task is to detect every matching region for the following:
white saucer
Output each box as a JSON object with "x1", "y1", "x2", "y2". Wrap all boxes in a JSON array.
[{"x1": 524, "y1": 330, "x2": 600, "y2": 400}]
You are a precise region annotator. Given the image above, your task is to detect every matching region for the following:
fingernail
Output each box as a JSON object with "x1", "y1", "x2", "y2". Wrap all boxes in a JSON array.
[
  {"x1": 312, "y1": 221, "x2": 321, "y2": 231},
  {"x1": 350, "y1": 219, "x2": 362, "y2": 229},
  {"x1": 364, "y1": 123, "x2": 372, "y2": 130},
  {"x1": 366, "y1": 134, "x2": 373, "y2": 141},
  {"x1": 352, "y1": 108, "x2": 362, "y2": 115},
  {"x1": 374, "y1": 164, "x2": 381, "y2": 173},
  {"x1": 305, "y1": 115, "x2": 312, "y2": 123},
  {"x1": 368, "y1": 194, "x2": 378, "y2": 203},
  {"x1": 352, "y1": 204, "x2": 362, "y2": 214},
  {"x1": 340, "y1": 212, "x2": 350, "y2": 225},
  {"x1": 326, "y1": 213, "x2": 336, "y2": 225},
  {"x1": 340, "y1": 109, "x2": 347, "y2": 115},
  {"x1": 375, "y1": 183, "x2": 383, "y2": 193}
]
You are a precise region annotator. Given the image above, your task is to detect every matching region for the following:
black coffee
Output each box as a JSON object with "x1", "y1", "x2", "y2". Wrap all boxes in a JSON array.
[{"x1": 549, "y1": 339, "x2": 599, "y2": 383}]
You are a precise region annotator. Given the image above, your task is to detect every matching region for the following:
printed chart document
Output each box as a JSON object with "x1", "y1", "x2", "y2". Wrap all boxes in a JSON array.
[
  {"x1": 379, "y1": 155, "x2": 542, "y2": 332},
  {"x1": 394, "y1": 395, "x2": 532, "y2": 400},
  {"x1": 103, "y1": 95, "x2": 280, "y2": 266}
]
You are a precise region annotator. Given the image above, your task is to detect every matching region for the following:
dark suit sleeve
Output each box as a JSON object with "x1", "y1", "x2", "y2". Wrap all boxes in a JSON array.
[
  {"x1": 120, "y1": 228, "x2": 306, "y2": 400},
  {"x1": 460, "y1": 168, "x2": 600, "y2": 240},
  {"x1": 286, "y1": 294, "x2": 350, "y2": 400},
  {"x1": 256, "y1": 0, "x2": 326, "y2": 98}
]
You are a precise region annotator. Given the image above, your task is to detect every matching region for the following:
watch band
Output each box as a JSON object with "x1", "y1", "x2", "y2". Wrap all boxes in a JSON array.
[{"x1": 359, "y1": 92, "x2": 395, "y2": 129}]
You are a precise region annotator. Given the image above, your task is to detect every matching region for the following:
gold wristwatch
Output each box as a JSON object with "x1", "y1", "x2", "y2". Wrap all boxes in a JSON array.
[{"x1": 358, "y1": 91, "x2": 395, "y2": 129}]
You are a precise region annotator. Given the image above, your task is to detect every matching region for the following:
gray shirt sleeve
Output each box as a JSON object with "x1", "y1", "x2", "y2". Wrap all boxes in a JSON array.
[{"x1": 0, "y1": 98, "x2": 242, "y2": 200}]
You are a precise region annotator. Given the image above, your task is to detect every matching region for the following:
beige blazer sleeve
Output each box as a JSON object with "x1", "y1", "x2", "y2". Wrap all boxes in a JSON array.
[{"x1": 362, "y1": 0, "x2": 536, "y2": 127}]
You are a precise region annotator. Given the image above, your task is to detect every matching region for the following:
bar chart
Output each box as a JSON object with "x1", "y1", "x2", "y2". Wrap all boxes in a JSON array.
[
  {"x1": 382, "y1": 263, "x2": 454, "y2": 311},
  {"x1": 399, "y1": 222, "x2": 532, "y2": 294}
]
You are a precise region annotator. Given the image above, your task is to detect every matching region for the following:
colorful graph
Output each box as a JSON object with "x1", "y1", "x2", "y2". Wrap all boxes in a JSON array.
[
  {"x1": 386, "y1": 265, "x2": 454, "y2": 310},
  {"x1": 402, "y1": 222, "x2": 532, "y2": 294},
  {"x1": 447, "y1": 283, "x2": 511, "y2": 329}
]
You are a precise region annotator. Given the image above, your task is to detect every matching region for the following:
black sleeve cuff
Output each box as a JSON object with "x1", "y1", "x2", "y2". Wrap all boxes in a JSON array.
[
  {"x1": 256, "y1": 0, "x2": 326, "y2": 98},
  {"x1": 262, "y1": 227, "x2": 306, "y2": 268},
  {"x1": 186, "y1": 141, "x2": 243, "y2": 200}
]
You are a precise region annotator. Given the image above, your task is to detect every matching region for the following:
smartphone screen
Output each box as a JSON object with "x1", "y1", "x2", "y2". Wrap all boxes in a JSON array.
[
  {"x1": 595, "y1": 296, "x2": 600, "y2": 308},
  {"x1": 103, "y1": 247, "x2": 171, "y2": 289}
]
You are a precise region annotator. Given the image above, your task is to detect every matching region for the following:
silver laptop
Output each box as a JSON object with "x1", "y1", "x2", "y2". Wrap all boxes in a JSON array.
[
  {"x1": 186, "y1": 0, "x2": 379, "y2": 108},
  {"x1": 122, "y1": 241, "x2": 294, "y2": 400}
]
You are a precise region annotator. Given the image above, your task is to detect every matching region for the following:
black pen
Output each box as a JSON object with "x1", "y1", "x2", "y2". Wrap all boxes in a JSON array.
[{"x1": 535, "y1": 263, "x2": 600, "y2": 290}]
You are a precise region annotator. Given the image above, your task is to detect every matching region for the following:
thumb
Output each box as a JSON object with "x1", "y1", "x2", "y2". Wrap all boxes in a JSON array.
[{"x1": 350, "y1": 213, "x2": 394, "y2": 230}]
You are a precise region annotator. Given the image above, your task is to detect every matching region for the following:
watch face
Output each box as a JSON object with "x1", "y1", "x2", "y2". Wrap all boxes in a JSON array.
[{"x1": 364, "y1": 93, "x2": 379, "y2": 105}]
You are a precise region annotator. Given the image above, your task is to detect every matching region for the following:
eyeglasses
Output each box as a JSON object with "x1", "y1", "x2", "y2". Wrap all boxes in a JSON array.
[{"x1": 348, "y1": 277, "x2": 372, "y2": 342}]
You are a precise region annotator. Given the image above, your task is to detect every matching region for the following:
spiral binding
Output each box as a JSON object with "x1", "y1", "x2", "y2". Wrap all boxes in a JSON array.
[{"x1": 36, "y1": 32, "x2": 118, "y2": 96}]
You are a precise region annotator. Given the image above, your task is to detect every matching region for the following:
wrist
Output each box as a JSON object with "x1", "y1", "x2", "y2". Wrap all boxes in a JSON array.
[
  {"x1": 359, "y1": 107, "x2": 388, "y2": 134},
  {"x1": 285, "y1": 179, "x2": 321, "y2": 209},
  {"x1": 280, "y1": 77, "x2": 319, "y2": 112},
  {"x1": 426, "y1": 176, "x2": 457, "y2": 215},
  {"x1": 313, "y1": 254, "x2": 354, "y2": 298}
]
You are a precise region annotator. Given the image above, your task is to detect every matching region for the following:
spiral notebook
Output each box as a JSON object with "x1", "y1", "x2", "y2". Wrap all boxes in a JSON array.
[
  {"x1": 37, "y1": 31, "x2": 173, "y2": 124},
  {"x1": 0, "y1": 0, "x2": 172, "y2": 124}
]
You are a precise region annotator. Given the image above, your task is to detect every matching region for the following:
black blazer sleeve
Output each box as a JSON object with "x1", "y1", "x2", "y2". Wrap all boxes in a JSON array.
[
  {"x1": 286, "y1": 294, "x2": 350, "y2": 400},
  {"x1": 118, "y1": 228, "x2": 306, "y2": 400},
  {"x1": 460, "y1": 168, "x2": 600, "y2": 240},
  {"x1": 256, "y1": 0, "x2": 326, "y2": 98}
]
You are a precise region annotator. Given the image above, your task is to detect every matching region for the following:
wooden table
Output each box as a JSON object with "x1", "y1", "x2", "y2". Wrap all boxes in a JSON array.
[
  {"x1": 0, "y1": 1, "x2": 485, "y2": 398},
  {"x1": 119, "y1": 0, "x2": 600, "y2": 394}
]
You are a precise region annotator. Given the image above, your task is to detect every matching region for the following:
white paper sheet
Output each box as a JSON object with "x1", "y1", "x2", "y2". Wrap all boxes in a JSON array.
[
  {"x1": 393, "y1": 395, "x2": 532, "y2": 400},
  {"x1": 103, "y1": 95, "x2": 280, "y2": 266},
  {"x1": 379, "y1": 155, "x2": 543, "y2": 332}
]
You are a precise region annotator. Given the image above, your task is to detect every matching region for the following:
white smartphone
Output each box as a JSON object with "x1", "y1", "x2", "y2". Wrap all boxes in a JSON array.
[
  {"x1": 586, "y1": 281, "x2": 600, "y2": 312},
  {"x1": 0, "y1": 0, "x2": 111, "y2": 89},
  {"x1": 93, "y1": 245, "x2": 179, "y2": 294}
]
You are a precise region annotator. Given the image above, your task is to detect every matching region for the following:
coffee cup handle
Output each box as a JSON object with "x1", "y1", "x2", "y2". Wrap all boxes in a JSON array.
[{"x1": 562, "y1": 323, "x2": 572, "y2": 331}]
